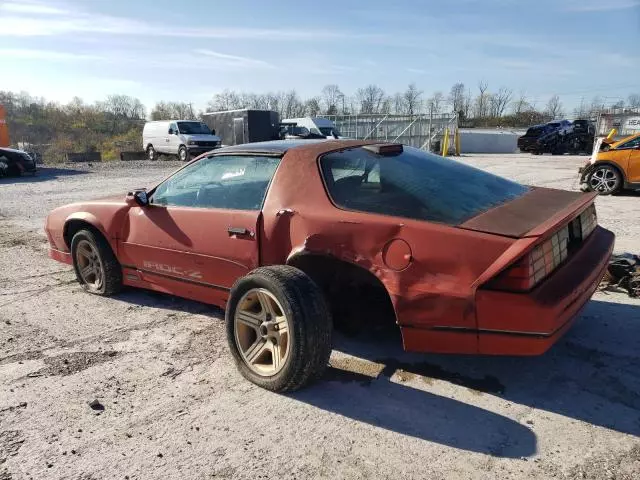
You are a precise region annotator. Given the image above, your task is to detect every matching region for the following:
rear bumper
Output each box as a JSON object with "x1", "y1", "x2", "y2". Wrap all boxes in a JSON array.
[
  {"x1": 400, "y1": 227, "x2": 614, "y2": 356},
  {"x1": 474, "y1": 226, "x2": 614, "y2": 355}
]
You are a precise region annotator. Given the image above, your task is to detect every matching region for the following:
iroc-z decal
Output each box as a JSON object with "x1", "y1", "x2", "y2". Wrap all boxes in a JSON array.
[{"x1": 143, "y1": 261, "x2": 203, "y2": 280}]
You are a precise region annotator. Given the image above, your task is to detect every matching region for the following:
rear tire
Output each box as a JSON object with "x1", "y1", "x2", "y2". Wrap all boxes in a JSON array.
[
  {"x1": 147, "y1": 145, "x2": 157, "y2": 161},
  {"x1": 226, "y1": 266, "x2": 332, "y2": 392},
  {"x1": 71, "y1": 229, "x2": 122, "y2": 296},
  {"x1": 587, "y1": 164, "x2": 622, "y2": 195}
]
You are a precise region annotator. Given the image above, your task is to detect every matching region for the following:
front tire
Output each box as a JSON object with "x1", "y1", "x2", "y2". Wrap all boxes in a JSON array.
[
  {"x1": 178, "y1": 146, "x2": 190, "y2": 162},
  {"x1": 71, "y1": 229, "x2": 122, "y2": 296},
  {"x1": 226, "y1": 266, "x2": 332, "y2": 392},
  {"x1": 587, "y1": 164, "x2": 622, "y2": 195}
]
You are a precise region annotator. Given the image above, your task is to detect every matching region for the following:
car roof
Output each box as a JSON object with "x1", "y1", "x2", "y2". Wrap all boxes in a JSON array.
[{"x1": 211, "y1": 139, "x2": 363, "y2": 156}]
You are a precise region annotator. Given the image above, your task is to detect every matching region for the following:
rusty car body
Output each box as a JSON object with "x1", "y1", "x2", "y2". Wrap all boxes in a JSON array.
[{"x1": 45, "y1": 140, "x2": 614, "y2": 390}]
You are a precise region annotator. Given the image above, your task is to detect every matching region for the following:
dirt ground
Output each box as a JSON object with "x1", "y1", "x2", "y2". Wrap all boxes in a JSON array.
[{"x1": 0, "y1": 154, "x2": 639, "y2": 480}]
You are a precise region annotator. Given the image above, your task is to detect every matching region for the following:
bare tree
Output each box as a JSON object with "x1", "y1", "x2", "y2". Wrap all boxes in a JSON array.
[
  {"x1": 612, "y1": 99, "x2": 625, "y2": 110},
  {"x1": 392, "y1": 93, "x2": 406, "y2": 114},
  {"x1": 491, "y1": 87, "x2": 513, "y2": 117},
  {"x1": 304, "y1": 97, "x2": 321, "y2": 117},
  {"x1": 151, "y1": 102, "x2": 196, "y2": 120},
  {"x1": 101, "y1": 94, "x2": 145, "y2": 134},
  {"x1": 277, "y1": 90, "x2": 305, "y2": 119},
  {"x1": 512, "y1": 91, "x2": 530, "y2": 116},
  {"x1": 356, "y1": 85, "x2": 386, "y2": 114},
  {"x1": 207, "y1": 90, "x2": 242, "y2": 111},
  {"x1": 545, "y1": 95, "x2": 564, "y2": 119},
  {"x1": 320, "y1": 85, "x2": 343, "y2": 115},
  {"x1": 448, "y1": 83, "x2": 465, "y2": 115},
  {"x1": 381, "y1": 96, "x2": 393, "y2": 114},
  {"x1": 573, "y1": 98, "x2": 588, "y2": 119},
  {"x1": 462, "y1": 88, "x2": 473, "y2": 119},
  {"x1": 588, "y1": 96, "x2": 604, "y2": 116},
  {"x1": 474, "y1": 81, "x2": 489, "y2": 119},
  {"x1": 427, "y1": 92, "x2": 445, "y2": 114},
  {"x1": 628, "y1": 94, "x2": 640, "y2": 108},
  {"x1": 403, "y1": 83, "x2": 423, "y2": 115}
]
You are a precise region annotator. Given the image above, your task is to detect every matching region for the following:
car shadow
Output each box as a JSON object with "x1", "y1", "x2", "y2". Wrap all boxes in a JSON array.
[
  {"x1": 107, "y1": 288, "x2": 639, "y2": 457},
  {"x1": 0, "y1": 167, "x2": 88, "y2": 184},
  {"x1": 614, "y1": 189, "x2": 640, "y2": 197},
  {"x1": 292, "y1": 366, "x2": 536, "y2": 458},
  {"x1": 108, "y1": 287, "x2": 536, "y2": 456},
  {"x1": 326, "y1": 297, "x2": 640, "y2": 442}
]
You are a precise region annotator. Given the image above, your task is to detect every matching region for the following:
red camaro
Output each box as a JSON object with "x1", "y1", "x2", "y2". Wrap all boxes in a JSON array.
[{"x1": 45, "y1": 140, "x2": 614, "y2": 391}]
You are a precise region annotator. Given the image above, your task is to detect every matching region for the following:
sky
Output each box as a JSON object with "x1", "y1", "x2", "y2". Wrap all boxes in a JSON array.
[{"x1": 1, "y1": 0, "x2": 639, "y2": 114}]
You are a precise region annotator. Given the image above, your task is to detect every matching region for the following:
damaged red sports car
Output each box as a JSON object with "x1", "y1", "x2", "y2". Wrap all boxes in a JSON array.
[{"x1": 45, "y1": 140, "x2": 614, "y2": 391}]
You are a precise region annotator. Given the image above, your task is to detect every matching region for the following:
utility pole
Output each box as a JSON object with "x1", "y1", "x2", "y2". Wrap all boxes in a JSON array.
[{"x1": 427, "y1": 103, "x2": 433, "y2": 152}]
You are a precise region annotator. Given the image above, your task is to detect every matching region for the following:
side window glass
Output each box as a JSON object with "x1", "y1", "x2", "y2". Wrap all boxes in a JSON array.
[
  {"x1": 170, "y1": 123, "x2": 178, "y2": 134},
  {"x1": 151, "y1": 155, "x2": 280, "y2": 210}
]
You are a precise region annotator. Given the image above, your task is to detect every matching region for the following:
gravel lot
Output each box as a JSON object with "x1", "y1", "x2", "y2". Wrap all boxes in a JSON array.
[{"x1": 0, "y1": 154, "x2": 639, "y2": 480}]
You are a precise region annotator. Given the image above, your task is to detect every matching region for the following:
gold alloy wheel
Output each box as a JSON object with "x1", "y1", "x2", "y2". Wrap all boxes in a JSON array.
[
  {"x1": 75, "y1": 239, "x2": 104, "y2": 291},
  {"x1": 234, "y1": 288, "x2": 291, "y2": 377}
]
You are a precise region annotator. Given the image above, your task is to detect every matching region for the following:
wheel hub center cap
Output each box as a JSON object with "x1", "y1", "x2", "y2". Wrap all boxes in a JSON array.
[{"x1": 259, "y1": 322, "x2": 277, "y2": 339}]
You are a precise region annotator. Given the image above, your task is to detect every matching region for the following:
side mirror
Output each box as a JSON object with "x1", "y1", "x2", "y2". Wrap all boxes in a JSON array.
[
  {"x1": 211, "y1": 129, "x2": 216, "y2": 135},
  {"x1": 126, "y1": 189, "x2": 149, "y2": 207},
  {"x1": 168, "y1": 128, "x2": 176, "y2": 135}
]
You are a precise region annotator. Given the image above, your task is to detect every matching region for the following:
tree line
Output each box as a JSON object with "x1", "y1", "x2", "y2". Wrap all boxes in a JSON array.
[{"x1": 2, "y1": 84, "x2": 639, "y2": 161}]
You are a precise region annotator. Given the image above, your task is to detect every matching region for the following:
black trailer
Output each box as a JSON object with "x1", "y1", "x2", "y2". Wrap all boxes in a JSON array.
[{"x1": 201, "y1": 109, "x2": 280, "y2": 146}]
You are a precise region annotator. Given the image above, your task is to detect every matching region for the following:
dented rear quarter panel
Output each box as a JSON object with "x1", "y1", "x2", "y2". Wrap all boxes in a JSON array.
[{"x1": 261, "y1": 143, "x2": 515, "y2": 344}]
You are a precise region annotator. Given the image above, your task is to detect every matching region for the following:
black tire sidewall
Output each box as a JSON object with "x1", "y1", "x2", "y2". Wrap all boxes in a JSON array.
[
  {"x1": 147, "y1": 146, "x2": 156, "y2": 161},
  {"x1": 226, "y1": 275, "x2": 302, "y2": 390},
  {"x1": 71, "y1": 230, "x2": 107, "y2": 294}
]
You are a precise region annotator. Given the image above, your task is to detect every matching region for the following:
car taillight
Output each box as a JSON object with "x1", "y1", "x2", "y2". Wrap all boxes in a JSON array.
[
  {"x1": 489, "y1": 226, "x2": 570, "y2": 292},
  {"x1": 579, "y1": 204, "x2": 597, "y2": 239}
]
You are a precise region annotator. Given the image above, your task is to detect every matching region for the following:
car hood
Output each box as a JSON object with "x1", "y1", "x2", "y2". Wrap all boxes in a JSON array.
[{"x1": 183, "y1": 134, "x2": 221, "y2": 142}]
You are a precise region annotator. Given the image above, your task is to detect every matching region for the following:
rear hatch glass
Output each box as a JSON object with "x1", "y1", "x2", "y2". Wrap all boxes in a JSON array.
[{"x1": 320, "y1": 146, "x2": 529, "y2": 225}]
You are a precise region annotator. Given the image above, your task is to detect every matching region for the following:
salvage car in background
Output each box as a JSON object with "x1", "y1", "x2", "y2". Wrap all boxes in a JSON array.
[
  {"x1": 580, "y1": 132, "x2": 640, "y2": 195},
  {"x1": 45, "y1": 140, "x2": 614, "y2": 391},
  {"x1": 517, "y1": 120, "x2": 572, "y2": 153},
  {"x1": 0, "y1": 147, "x2": 37, "y2": 177}
]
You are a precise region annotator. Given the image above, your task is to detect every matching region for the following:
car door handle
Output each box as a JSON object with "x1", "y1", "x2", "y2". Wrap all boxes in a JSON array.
[{"x1": 228, "y1": 227, "x2": 254, "y2": 238}]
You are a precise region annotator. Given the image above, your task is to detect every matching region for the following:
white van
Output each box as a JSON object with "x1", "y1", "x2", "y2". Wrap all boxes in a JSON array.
[
  {"x1": 281, "y1": 117, "x2": 344, "y2": 139},
  {"x1": 143, "y1": 120, "x2": 222, "y2": 161}
]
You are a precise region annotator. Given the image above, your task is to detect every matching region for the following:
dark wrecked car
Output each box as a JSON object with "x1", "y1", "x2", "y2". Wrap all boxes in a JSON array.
[
  {"x1": 0, "y1": 147, "x2": 37, "y2": 177},
  {"x1": 45, "y1": 140, "x2": 613, "y2": 391},
  {"x1": 518, "y1": 121, "x2": 572, "y2": 154}
]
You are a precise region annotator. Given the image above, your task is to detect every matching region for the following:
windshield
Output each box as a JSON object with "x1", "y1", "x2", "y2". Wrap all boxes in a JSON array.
[
  {"x1": 319, "y1": 127, "x2": 341, "y2": 137},
  {"x1": 320, "y1": 146, "x2": 529, "y2": 225},
  {"x1": 177, "y1": 121, "x2": 211, "y2": 135}
]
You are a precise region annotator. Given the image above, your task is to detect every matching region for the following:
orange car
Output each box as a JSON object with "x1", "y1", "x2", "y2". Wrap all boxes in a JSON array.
[
  {"x1": 580, "y1": 132, "x2": 640, "y2": 195},
  {"x1": 45, "y1": 140, "x2": 613, "y2": 391}
]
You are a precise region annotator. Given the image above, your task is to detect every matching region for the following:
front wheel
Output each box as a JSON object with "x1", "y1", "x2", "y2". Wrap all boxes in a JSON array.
[
  {"x1": 587, "y1": 165, "x2": 622, "y2": 195},
  {"x1": 225, "y1": 266, "x2": 332, "y2": 392},
  {"x1": 178, "y1": 146, "x2": 190, "y2": 162},
  {"x1": 71, "y1": 229, "x2": 123, "y2": 296}
]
